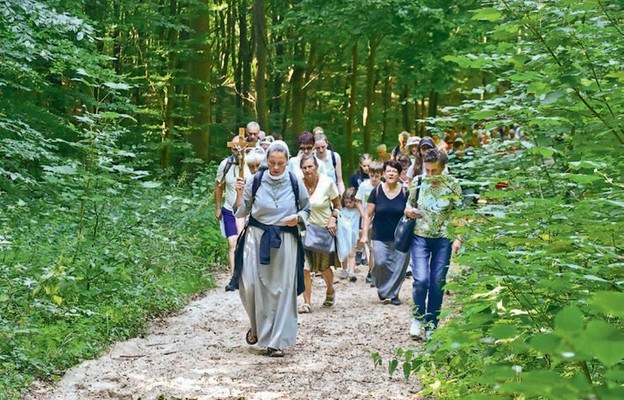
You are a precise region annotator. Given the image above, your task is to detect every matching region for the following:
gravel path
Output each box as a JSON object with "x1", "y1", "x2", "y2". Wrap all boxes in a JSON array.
[{"x1": 25, "y1": 268, "x2": 423, "y2": 400}]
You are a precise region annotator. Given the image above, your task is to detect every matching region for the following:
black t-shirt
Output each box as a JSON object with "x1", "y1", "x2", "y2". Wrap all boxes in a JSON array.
[
  {"x1": 349, "y1": 170, "x2": 369, "y2": 191},
  {"x1": 368, "y1": 184, "x2": 408, "y2": 242}
]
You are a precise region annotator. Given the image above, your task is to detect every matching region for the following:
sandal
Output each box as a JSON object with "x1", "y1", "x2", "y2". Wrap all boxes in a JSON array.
[
  {"x1": 323, "y1": 290, "x2": 335, "y2": 307},
  {"x1": 267, "y1": 347, "x2": 285, "y2": 357},
  {"x1": 245, "y1": 329, "x2": 258, "y2": 345},
  {"x1": 298, "y1": 303, "x2": 312, "y2": 314}
]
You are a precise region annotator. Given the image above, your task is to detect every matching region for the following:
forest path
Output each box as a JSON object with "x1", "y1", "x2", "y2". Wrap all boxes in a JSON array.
[{"x1": 25, "y1": 268, "x2": 422, "y2": 400}]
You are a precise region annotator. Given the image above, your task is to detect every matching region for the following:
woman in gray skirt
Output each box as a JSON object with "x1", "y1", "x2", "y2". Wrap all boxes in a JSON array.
[
  {"x1": 360, "y1": 160, "x2": 410, "y2": 305},
  {"x1": 233, "y1": 141, "x2": 310, "y2": 357}
]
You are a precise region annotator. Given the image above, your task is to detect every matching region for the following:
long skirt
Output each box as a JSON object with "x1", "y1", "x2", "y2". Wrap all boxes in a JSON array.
[
  {"x1": 372, "y1": 240, "x2": 410, "y2": 300},
  {"x1": 239, "y1": 226, "x2": 298, "y2": 349}
]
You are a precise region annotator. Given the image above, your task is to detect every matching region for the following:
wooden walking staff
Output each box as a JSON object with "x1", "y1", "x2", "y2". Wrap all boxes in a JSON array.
[{"x1": 226, "y1": 127, "x2": 251, "y2": 178}]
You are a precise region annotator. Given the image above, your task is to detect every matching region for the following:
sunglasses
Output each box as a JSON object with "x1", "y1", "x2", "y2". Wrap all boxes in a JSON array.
[{"x1": 300, "y1": 145, "x2": 314, "y2": 151}]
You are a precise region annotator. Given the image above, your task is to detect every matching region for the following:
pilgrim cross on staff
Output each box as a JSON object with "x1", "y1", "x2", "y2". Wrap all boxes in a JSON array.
[{"x1": 226, "y1": 127, "x2": 253, "y2": 178}]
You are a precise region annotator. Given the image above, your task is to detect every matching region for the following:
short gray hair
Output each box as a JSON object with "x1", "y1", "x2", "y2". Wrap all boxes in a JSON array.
[{"x1": 246, "y1": 121, "x2": 260, "y2": 131}]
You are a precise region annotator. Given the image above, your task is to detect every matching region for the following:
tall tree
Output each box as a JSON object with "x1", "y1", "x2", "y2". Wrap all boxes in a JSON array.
[
  {"x1": 187, "y1": 1, "x2": 212, "y2": 162},
  {"x1": 253, "y1": 0, "x2": 268, "y2": 130}
]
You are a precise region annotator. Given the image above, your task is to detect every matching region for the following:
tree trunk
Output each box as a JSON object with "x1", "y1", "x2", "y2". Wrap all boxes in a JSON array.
[
  {"x1": 270, "y1": 12, "x2": 284, "y2": 132},
  {"x1": 345, "y1": 43, "x2": 358, "y2": 173},
  {"x1": 363, "y1": 36, "x2": 382, "y2": 153},
  {"x1": 290, "y1": 41, "x2": 306, "y2": 141},
  {"x1": 161, "y1": 0, "x2": 179, "y2": 170},
  {"x1": 240, "y1": 0, "x2": 253, "y2": 119},
  {"x1": 188, "y1": 2, "x2": 212, "y2": 163},
  {"x1": 428, "y1": 89, "x2": 438, "y2": 118},
  {"x1": 381, "y1": 62, "x2": 393, "y2": 139},
  {"x1": 253, "y1": 0, "x2": 268, "y2": 131},
  {"x1": 400, "y1": 84, "x2": 410, "y2": 133},
  {"x1": 301, "y1": 41, "x2": 317, "y2": 111}
]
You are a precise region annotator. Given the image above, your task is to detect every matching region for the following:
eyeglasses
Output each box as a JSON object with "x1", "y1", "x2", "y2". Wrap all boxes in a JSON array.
[{"x1": 300, "y1": 145, "x2": 314, "y2": 151}]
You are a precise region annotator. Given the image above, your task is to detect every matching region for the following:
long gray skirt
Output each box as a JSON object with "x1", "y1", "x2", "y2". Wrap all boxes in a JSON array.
[
  {"x1": 372, "y1": 240, "x2": 410, "y2": 300},
  {"x1": 239, "y1": 226, "x2": 298, "y2": 349}
]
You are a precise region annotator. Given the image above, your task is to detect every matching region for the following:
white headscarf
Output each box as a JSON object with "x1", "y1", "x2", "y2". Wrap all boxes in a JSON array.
[{"x1": 265, "y1": 140, "x2": 290, "y2": 179}]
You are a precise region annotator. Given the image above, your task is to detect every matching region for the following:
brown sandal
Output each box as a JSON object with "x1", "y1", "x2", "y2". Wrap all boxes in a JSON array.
[
  {"x1": 323, "y1": 290, "x2": 335, "y2": 307},
  {"x1": 245, "y1": 329, "x2": 258, "y2": 345}
]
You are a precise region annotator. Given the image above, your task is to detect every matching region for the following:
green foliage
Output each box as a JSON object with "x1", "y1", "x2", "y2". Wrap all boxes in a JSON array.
[
  {"x1": 0, "y1": 160, "x2": 225, "y2": 398},
  {"x1": 383, "y1": 2, "x2": 624, "y2": 397},
  {"x1": 0, "y1": 5, "x2": 226, "y2": 396}
]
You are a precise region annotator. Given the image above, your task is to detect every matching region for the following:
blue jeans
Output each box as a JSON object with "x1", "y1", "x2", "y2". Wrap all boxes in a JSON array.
[{"x1": 410, "y1": 235, "x2": 452, "y2": 328}]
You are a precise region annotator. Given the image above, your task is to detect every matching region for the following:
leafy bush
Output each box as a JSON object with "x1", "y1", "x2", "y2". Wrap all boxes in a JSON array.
[
  {"x1": 0, "y1": 166, "x2": 226, "y2": 398},
  {"x1": 400, "y1": 140, "x2": 624, "y2": 399}
]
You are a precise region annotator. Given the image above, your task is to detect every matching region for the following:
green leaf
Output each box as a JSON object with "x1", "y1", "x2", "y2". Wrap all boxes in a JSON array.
[
  {"x1": 491, "y1": 324, "x2": 518, "y2": 339},
  {"x1": 605, "y1": 71, "x2": 624, "y2": 81},
  {"x1": 141, "y1": 181, "x2": 162, "y2": 189},
  {"x1": 540, "y1": 91, "x2": 565, "y2": 105},
  {"x1": 472, "y1": 7, "x2": 502, "y2": 22},
  {"x1": 103, "y1": 82, "x2": 131, "y2": 90},
  {"x1": 388, "y1": 359, "x2": 399, "y2": 376},
  {"x1": 43, "y1": 165, "x2": 78, "y2": 175},
  {"x1": 529, "y1": 333, "x2": 561, "y2": 353},
  {"x1": 554, "y1": 306, "x2": 584, "y2": 333},
  {"x1": 589, "y1": 292, "x2": 624, "y2": 318},
  {"x1": 528, "y1": 146, "x2": 557, "y2": 158},
  {"x1": 587, "y1": 339, "x2": 624, "y2": 367}
]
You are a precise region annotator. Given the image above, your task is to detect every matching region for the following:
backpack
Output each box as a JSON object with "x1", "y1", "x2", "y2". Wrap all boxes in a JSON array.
[
  {"x1": 218, "y1": 155, "x2": 236, "y2": 186},
  {"x1": 251, "y1": 169, "x2": 301, "y2": 212}
]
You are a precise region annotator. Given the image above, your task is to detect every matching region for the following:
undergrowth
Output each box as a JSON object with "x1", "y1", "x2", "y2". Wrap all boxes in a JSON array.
[{"x1": 0, "y1": 168, "x2": 226, "y2": 399}]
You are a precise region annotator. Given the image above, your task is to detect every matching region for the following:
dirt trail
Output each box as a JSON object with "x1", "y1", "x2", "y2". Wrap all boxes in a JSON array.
[{"x1": 25, "y1": 269, "x2": 423, "y2": 400}]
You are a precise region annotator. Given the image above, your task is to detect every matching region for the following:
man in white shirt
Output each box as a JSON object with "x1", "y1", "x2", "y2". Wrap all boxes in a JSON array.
[{"x1": 215, "y1": 146, "x2": 251, "y2": 273}]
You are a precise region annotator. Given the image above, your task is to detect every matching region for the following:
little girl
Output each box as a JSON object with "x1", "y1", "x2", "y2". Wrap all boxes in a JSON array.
[{"x1": 339, "y1": 187, "x2": 361, "y2": 282}]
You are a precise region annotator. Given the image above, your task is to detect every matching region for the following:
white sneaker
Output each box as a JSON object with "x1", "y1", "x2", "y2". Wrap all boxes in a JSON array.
[
  {"x1": 409, "y1": 319, "x2": 422, "y2": 338},
  {"x1": 425, "y1": 329, "x2": 434, "y2": 341},
  {"x1": 338, "y1": 269, "x2": 349, "y2": 279}
]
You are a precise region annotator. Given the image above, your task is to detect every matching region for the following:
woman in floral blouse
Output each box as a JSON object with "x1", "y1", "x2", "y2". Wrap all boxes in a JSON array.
[{"x1": 403, "y1": 148, "x2": 463, "y2": 340}]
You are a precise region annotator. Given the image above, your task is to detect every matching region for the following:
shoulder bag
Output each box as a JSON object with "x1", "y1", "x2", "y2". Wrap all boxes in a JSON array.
[{"x1": 394, "y1": 176, "x2": 422, "y2": 253}]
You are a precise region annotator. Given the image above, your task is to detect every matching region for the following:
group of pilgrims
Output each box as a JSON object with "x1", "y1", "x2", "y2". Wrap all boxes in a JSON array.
[{"x1": 215, "y1": 121, "x2": 468, "y2": 357}]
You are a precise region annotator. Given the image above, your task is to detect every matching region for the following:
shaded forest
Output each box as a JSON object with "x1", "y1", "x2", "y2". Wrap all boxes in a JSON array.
[{"x1": 1, "y1": 0, "x2": 623, "y2": 399}]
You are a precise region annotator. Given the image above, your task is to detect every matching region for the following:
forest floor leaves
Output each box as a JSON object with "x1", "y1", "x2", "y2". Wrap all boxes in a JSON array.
[{"x1": 24, "y1": 267, "x2": 422, "y2": 400}]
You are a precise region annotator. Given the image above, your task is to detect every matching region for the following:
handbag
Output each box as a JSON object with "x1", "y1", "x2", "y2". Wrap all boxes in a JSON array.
[
  {"x1": 303, "y1": 224, "x2": 335, "y2": 253},
  {"x1": 394, "y1": 176, "x2": 422, "y2": 253}
]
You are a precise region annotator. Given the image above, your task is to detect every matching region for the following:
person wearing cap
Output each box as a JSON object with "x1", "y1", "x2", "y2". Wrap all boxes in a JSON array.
[
  {"x1": 413, "y1": 137, "x2": 435, "y2": 177},
  {"x1": 259, "y1": 135, "x2": 274, "y2": 151},
  {"x1": 405, "y1": 136, "x2": 421, "y2": 178}
]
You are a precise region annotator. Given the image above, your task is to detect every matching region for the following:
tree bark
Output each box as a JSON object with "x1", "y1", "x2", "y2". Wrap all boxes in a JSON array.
[
  {"x1": 381, "y1": 62, "x2": 393, "y2": 140},
  {"x1": 400, "y1": 84, "x2": 410, "y2": 133},
  {"x1": 161, "y1": 0, "x2": 179, "y2": 169},
  {"x1": 240, "y1": 0, "x2": 253, "y2": 119},
  {"x1": 290, "y1": 41, "x2": 306, "y2": 141},
  {"x1": 363, "y1": 36, "x2": 382, "y2": 153},
  {"x1": 253, "y1": 0, "x2": 268, "y2": 131},
  {"x1": 270, "y1": 12, "x2": 284, "y2": 132},
  {"x1": 345, "y1": 42, "x2": 358, "y2": 173},
  {"x1": 428, "y1": 89, "x2": 438, "y2": 118},
  {"x1": 188, "y1": 1, "x2": 212, "y2": 163}
]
